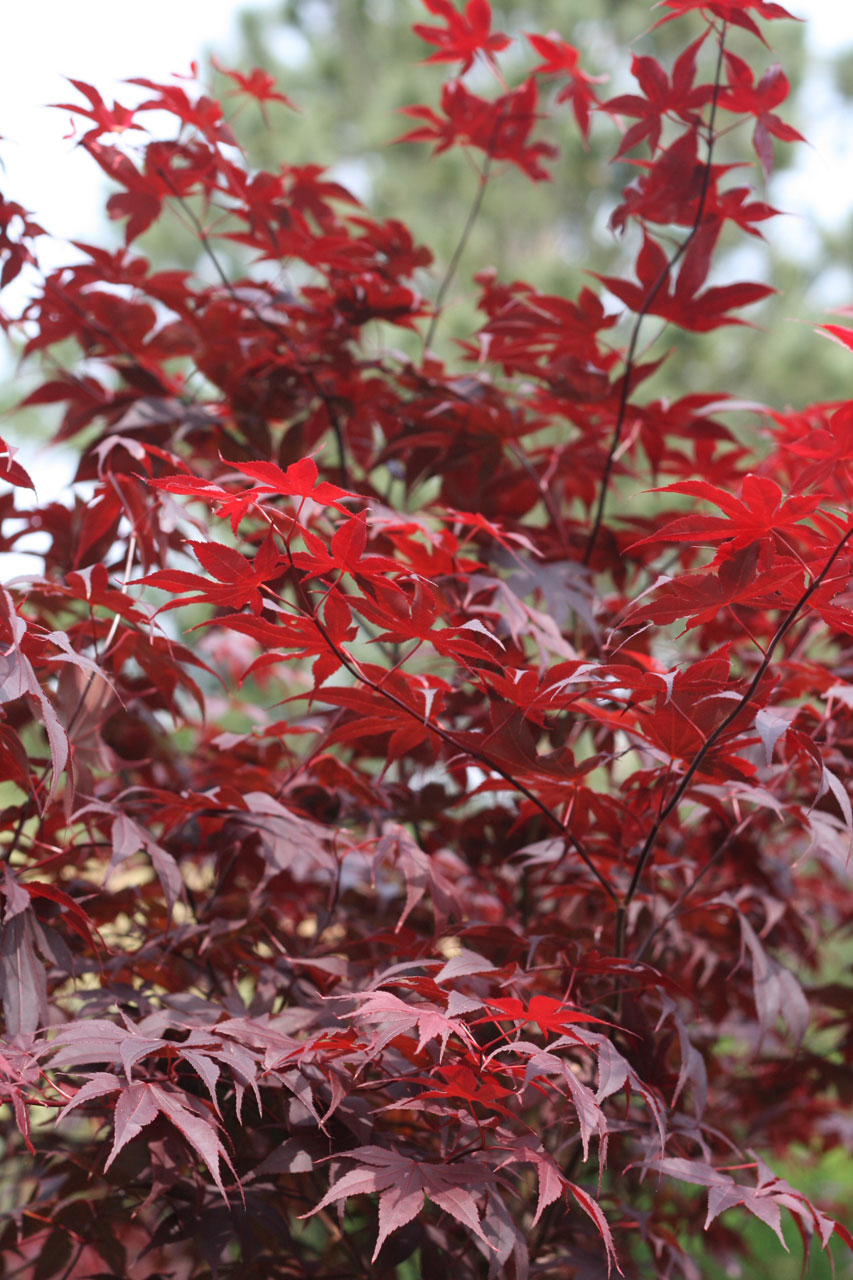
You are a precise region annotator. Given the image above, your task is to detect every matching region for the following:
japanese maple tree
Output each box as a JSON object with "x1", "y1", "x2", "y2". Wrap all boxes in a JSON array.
[{"x1": 0, "y1": 1, "x2": 852, "y2": 1276}]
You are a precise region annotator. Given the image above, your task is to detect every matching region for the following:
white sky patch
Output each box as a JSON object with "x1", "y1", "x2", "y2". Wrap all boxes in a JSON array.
[{"x1": 794, "y1": 0, "x2": 853, "y2": 53}]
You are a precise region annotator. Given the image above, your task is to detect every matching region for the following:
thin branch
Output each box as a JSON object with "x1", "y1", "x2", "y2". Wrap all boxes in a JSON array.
[
  {"x1": 631, "y1": 813, "x2": 753, "y2": 964},
  {"x1": 283, "y1": 555, "x2": 618, "y2": 902},
  {"x1": 425, "y1": 147, "x2": 495, "y2": 352},
  {"x1": 583, "y1": 22, "x2": 728, "y2": 567},
  {"x1": 616, "y1": 520, "x2": 853, "y2": 953},
  {"x1": 152, "y1": 167, "x2": 352, "y2": 486}
]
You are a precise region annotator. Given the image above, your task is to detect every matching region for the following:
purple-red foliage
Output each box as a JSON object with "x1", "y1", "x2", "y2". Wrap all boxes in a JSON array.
[{"x1": 0, "y1": 2, "x2": 851, "y2": 1276}]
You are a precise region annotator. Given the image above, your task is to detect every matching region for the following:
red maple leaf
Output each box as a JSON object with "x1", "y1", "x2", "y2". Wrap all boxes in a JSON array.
[
  {"x1": 291, "y1": 514, "x2": 401, "y2": 585},
  {"x1": 634, "y1": 475, "x2": 821, "y2": 557},
  {"x1": 413, "y1": 0, "x2": 510, "y2": 73},
  {"x1": 396, "y1": 78, "x2": 557, "y2": 181},
  {"x1": 652, "y1": 0, "x2": 798, "y2": 45},
  {"x1": 601, "y1": 35, "x2": 713, "y2": 155},
  {"x1": 526, "y1": 32, "x2": 606, "y2": 144},
  {"x1": 51, "y1": 79, "x2": 143, "y2": 145},
  {"x1": 302, "y1": 1146, "x2": 495, "y2": 1261},
  {"x1": 486, "y1": 994, "x2": 609, "y2": 1040},
  {"x1": 212, "y1": 59, "x2": 299, "y2": 121},
  {"x1": 595, "y1": 227, "x2": 774, "y2": 332},
  {"x1": 719, "y1": 53, "x2": 805, "y2": 177},
  {"x1": 135, "y1": 532, "x2": 284, "y2": 614},
  {"x1": 412, "y1": 1061, "x2": 515, "y2": 1117}
]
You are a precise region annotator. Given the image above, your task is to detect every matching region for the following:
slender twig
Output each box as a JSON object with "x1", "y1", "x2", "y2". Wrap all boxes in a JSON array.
[
  {"x1": 272, "y1": 707, "x2": 348, "y2": 802},
  {"x1": 58, "y1": 1241, "x2": 85, "y2": 1280},
  {"x1": 281, "y1": 558, "x2": 618, "y2": 901},
  {"x1": 424, "y1": 147, "x2": 495, "y2": 352},
  {"x1": 583, "y1": 23, "x2": 729, "y2": 567},
  {"x1": 151, "y1": 167, "x2": 352, "y2": 485},
  {"x1": 616, "y1": 521, "x2": 853, "y2": 955},
  {"x1": 631, "y1": 813, "x2": 754, "y2": 964},
  {"x1": 101, "y1": 531, "x2": 138, "y2": 659},
  {"x1": 509, "y1": 441, "x2": 571, "y2": 552}
]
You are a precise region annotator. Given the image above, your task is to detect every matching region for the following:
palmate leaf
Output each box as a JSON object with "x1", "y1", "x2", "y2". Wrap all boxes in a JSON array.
[
  {"x1": 526, "y1": 31, "x2": 604, "y2": 142},
  {"x1": 372, "y1": 822, "x2": 462, "y2": 930},
  {"x1": 484, "y1": 994, "x2": 610, "y2": 1039},
  {"x1": 640, "y1": 1156, "x2": 851, "y2": 1259},
  {"x1": 413, "y1": 0, "x2": 510, "y2": 73},
  {"x1": 47, "y1": 1017, "x2": 170, "y2": 1077},
  {"x1": 483, "y1": 1039, "x2": 606, "y2": 1162},
  {"x1": 46, "y1": 1014, "x2": 263, "y2": 1121},
  {"x1": 302, "y1": 1146, "x2": 496, "y2": 1262},
  {"x1": 0, "y1": 911, "x2": 48, "y2": 1036},
  {"x1": 567, "y1": 1181, "x2": 623, "y2": 1277},
  {"x1": 134, "y1": 532, "x2": 285, "y2": 614},
  {"x1": 595, "y1": 226, "x2": 775, "y2": 332},
  {"x1": 0, "y1": 591, "x2": 68, "y2": 808},
  {"x1": 147, "y1": 457, "x2": 354, "y2": 534},
  {"x1": 652, "y1": 0, "x2": 796, "y2": 44},
  {"x1": 633, "y1": 475, "x2": 820, "y2": 554},
  {"x1": 55, "y1": 1071, "x2": 123, "y2": 1121},
  {"x1": 71, "y1": 803, "x2": 184, "y2": 915},
  {"x1": 409, "y1": 1060, "x2": 516, "y2": 1120},
  {"x1": 396, "y1": 78, "x2": 557, "y2": 181},
  {"x1": 493, "y1": 1136, "x2": 567, "y2": 1227},
  {"x1": 97, "y1": 1080, "x2": 238, "y2": 1199},
  {"x1": 711, "y1": 893, "x2": 810, "y2": 1047},
  {"x1": 624, "y1": 543, "x2": 802, "y2": 631},
  {"x1": 601, "y1": 34, "x2": 713, "y2": 156},
  {"x1": 344, "y1": 988, "x2": 479, "y2": 1058}
]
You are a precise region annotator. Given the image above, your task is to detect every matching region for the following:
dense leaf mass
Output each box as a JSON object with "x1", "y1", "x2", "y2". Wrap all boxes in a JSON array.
[{"x1": 0, "y1": 2, "x2": 851, "y2": 1277}]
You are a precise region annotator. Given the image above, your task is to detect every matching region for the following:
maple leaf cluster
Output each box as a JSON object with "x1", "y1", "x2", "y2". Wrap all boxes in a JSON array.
[{"x1": 0, "y1": 1, "x2": 851, "y2": 1277}]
